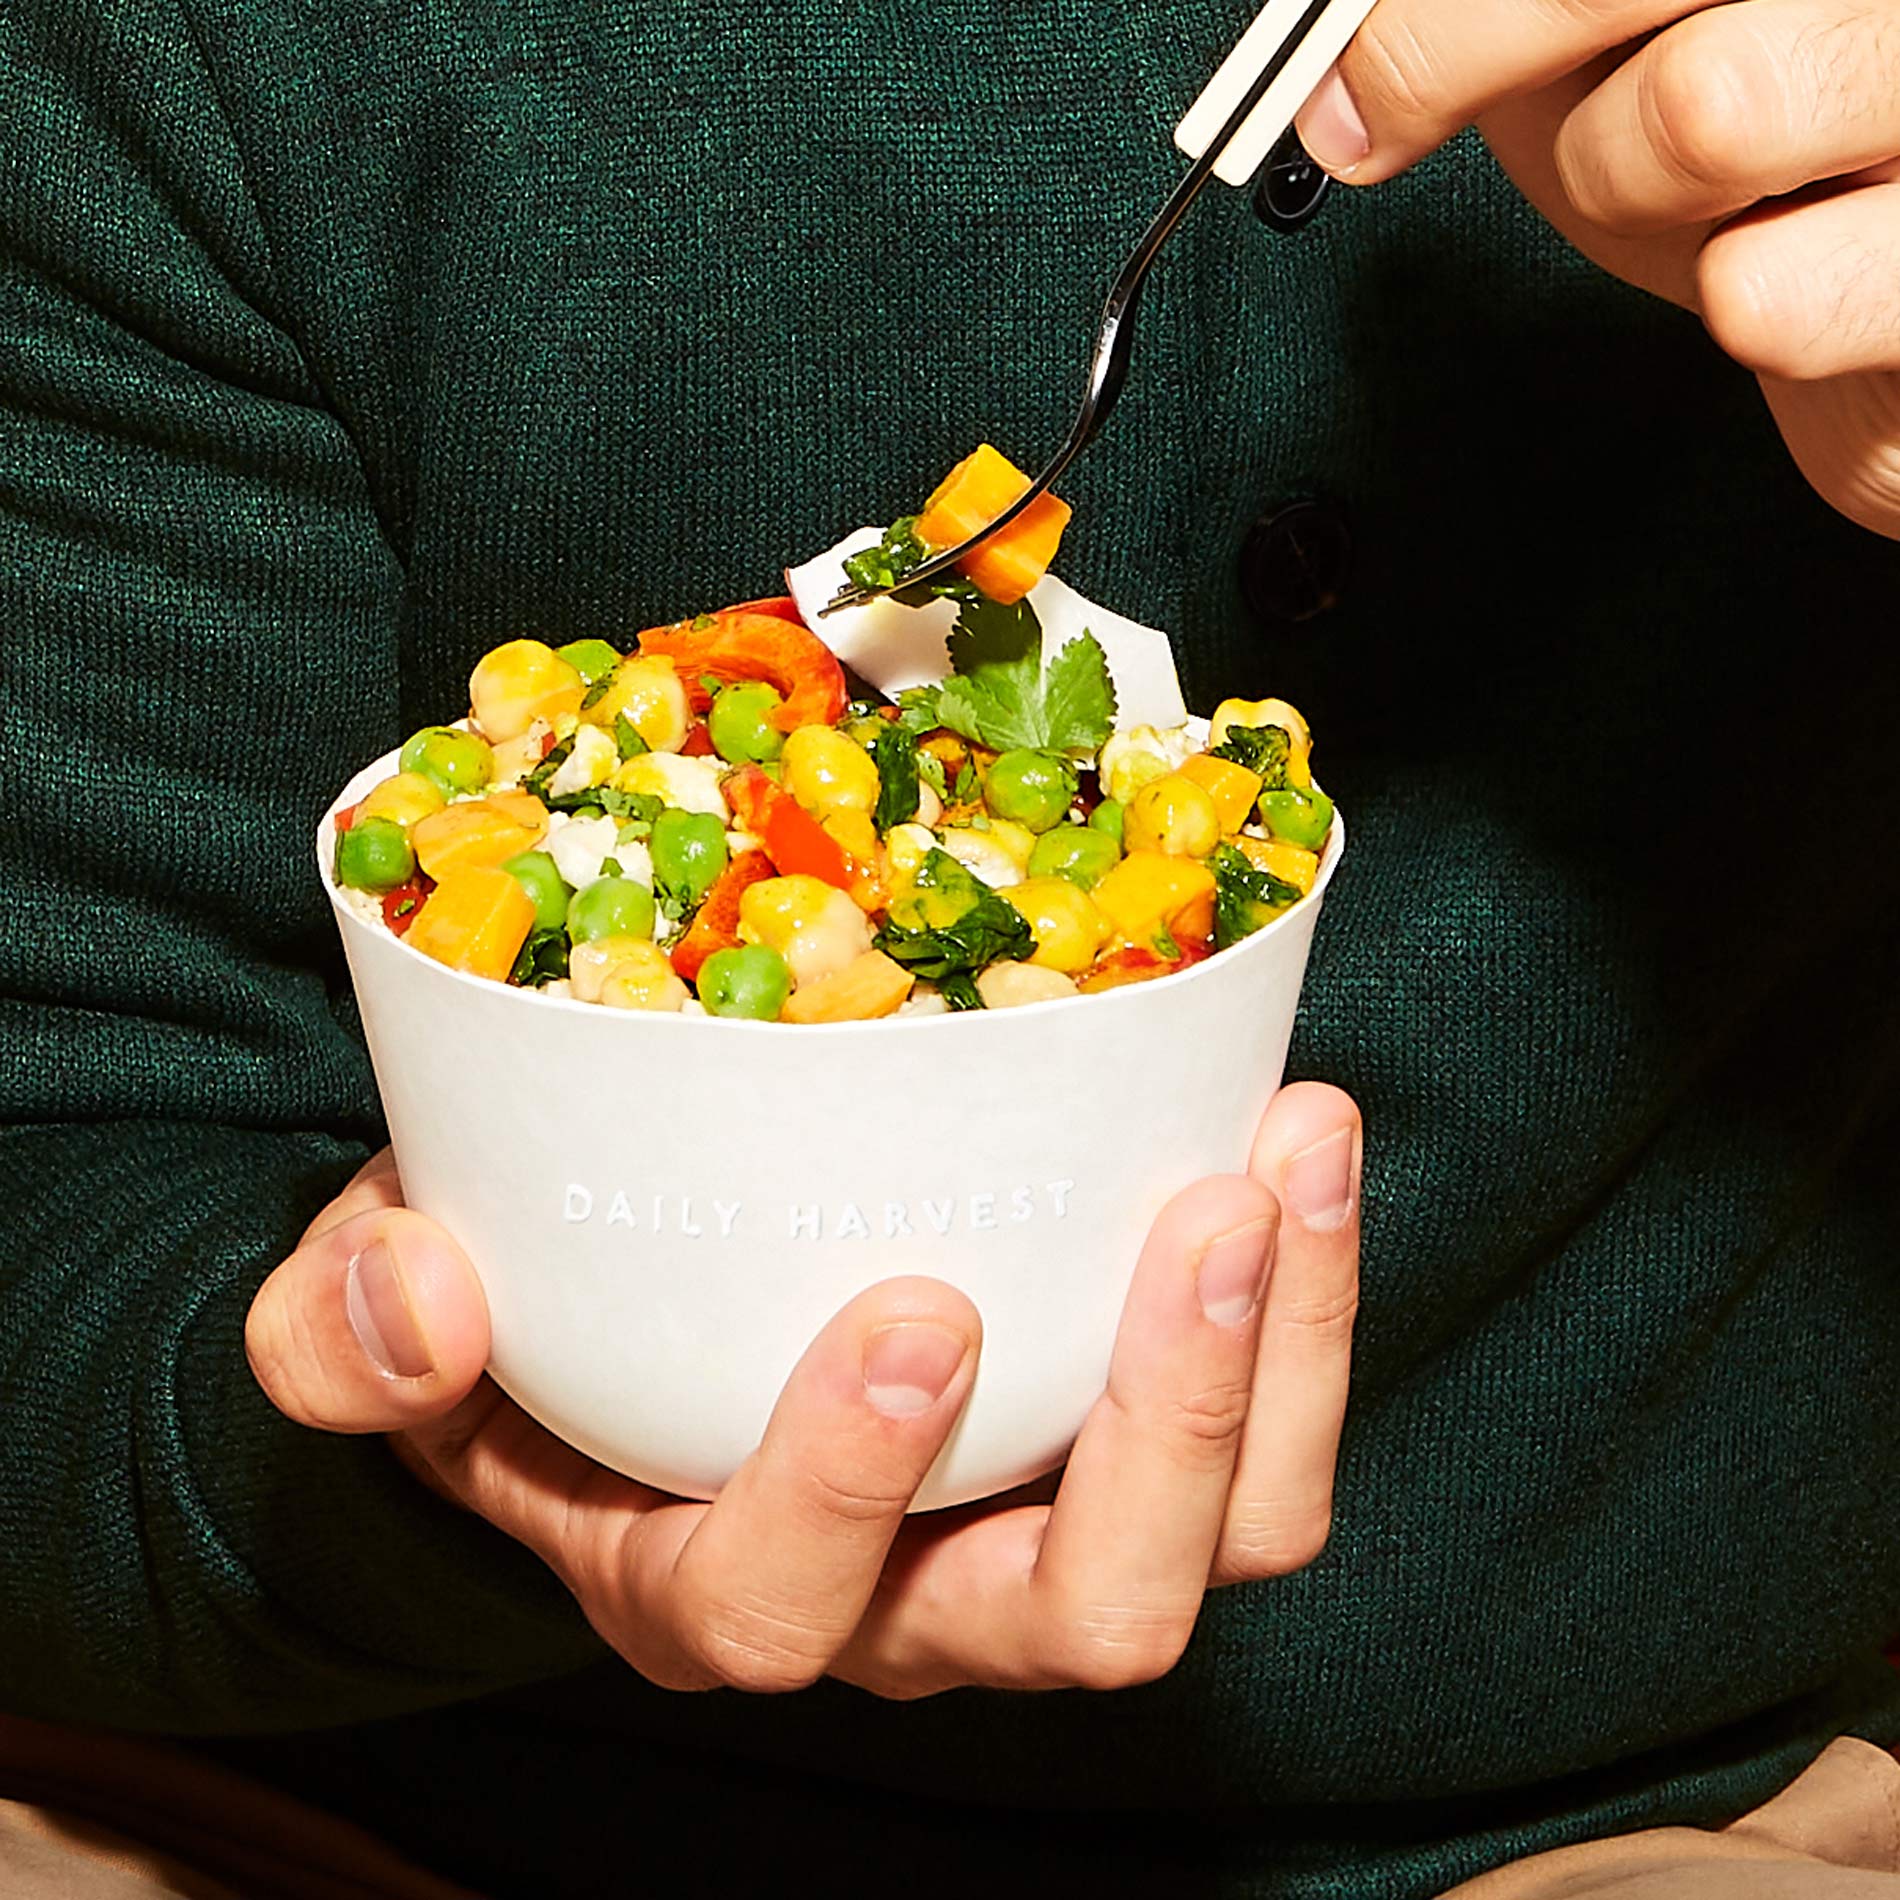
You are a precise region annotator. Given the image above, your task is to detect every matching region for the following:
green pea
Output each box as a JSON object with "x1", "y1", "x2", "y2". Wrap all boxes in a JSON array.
[
  {"x1": 983, "y1": 749, "x2": 1076, "y2": 833},
  {"x1": 698, "y1": 944, "x2": 792, "y2": 1021},
  {"x1": 1088, "y1": 797, "x2": 1126, "y2": 844},
  {"x1": 1257, "y1": 784, "x2": 1334, "y2": 851},
  {"x1": 648, "y1": 808, "x2": 728, "y2": 910},
  {"x1": 399, "y1": 726, "x2": 493, "y2": 797},
  {"x1": 335, "y1": 816, "x2": 415, "y2": 894},
  {"x1": 500, "y1": 850, "x2": 571, "y2": 932},
  {"x1": 708, "y1": 681, "x2": 786, "y2": 765},
  {"x1": 556, "y1": 638, "x2": 623, "y2": 687},
  {"x1": 566, "y1": 876, "x2": 655, "y2": 944},
  {"x1": 1026, "y1": 823, "x2": 1121, "y2": 890}
]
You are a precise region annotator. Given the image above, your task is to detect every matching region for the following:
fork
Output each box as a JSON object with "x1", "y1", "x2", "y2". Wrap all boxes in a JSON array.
[{"x1": 821, "y1": 0, "x2": 1382, "y2": 617}]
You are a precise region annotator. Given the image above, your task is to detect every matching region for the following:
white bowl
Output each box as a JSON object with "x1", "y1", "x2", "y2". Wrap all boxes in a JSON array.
[{"x1": 320, "y1": 746, "x2": 1344, "y2": 1510}]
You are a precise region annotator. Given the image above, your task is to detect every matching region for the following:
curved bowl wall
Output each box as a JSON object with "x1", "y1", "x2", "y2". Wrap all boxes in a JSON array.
[{"x1": 321, "y1": 747, "x2": 1344, "y2": 1509}]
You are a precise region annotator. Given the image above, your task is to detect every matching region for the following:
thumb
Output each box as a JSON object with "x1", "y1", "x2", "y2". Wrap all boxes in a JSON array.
[{"x1": 246, "y1": 1207, "x2": 491, "y2": 1433}]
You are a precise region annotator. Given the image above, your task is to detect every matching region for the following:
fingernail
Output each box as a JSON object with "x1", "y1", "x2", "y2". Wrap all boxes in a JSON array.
[
  {"x1": 346, "y1": 1241, "x2": 434, "y2": 1379},
  {"x1": 1300, "y1": 67, "x2": 1369, "y2": 176},
  {"x1": 1197, "y1": 1218, "x2": 1275, "y2": 1327},
  {"x1": 1283, "y1": 1126, "x2": 1359, "y2": 1234},
  {"x1": 862, "y1": 1323, "x2": 967, "y2": 1419}
]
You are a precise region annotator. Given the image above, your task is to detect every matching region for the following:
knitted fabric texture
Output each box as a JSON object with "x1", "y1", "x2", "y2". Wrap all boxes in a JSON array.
[{"x1": 3, "y1": 2, "x2": 1900, "y2": 1895}]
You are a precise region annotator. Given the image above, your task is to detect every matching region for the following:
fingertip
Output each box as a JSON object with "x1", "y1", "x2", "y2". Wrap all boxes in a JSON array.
[
  {"x1": 1295, "y1": 66, "x2": 1372, "y2": 181},
  {"x1": 1155, "y1": 1170, "x2": 1281, "y2": 1249},
  {"x1": 246, "y1": 1208, "x2": 490, "y2": 1434},
  {"x1": 1250, "y1": 1082, "x2": 1362, "y2": 1168},
  {"x1": 376, "y1": 1209, "x2": 493, "y2": 1383},
  {"x1": 835, "y1": 1277, "x2": 983, "y2": 1423},
  {"x1": 1251, "y1": 1085, "x2": 1363, "y2": 1237},
  {"x1": 845, "y1": 1274, "x2": 984, "y2": 1352}
]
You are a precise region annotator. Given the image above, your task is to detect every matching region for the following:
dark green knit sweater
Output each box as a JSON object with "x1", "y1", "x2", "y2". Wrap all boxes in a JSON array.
[{"x1": 4, "y1": 2, "x2": 1900, "y2": 1894}]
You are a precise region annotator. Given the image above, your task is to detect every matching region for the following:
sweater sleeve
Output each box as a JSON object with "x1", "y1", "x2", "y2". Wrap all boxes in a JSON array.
[{"x1": 0, "y1": 0, "x2": 600, "y2": 1731}]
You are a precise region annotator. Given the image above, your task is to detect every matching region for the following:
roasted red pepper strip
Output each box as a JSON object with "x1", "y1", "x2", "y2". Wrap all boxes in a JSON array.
[
  {"x1": 726, "y1": 766, "x2": 852, "y2": 886},
  {"x1": 724, "y1": 594, "x2": 802, "y2": 624},
  {"x1": 380, "y1": 876, "x2": 434, "y2": 938},
  {"x1": 678, "y1": 720, "x2": 717, "y2": 758},
  {"x1": 637, "y1": 608, "x2": 846, "y2": 733},
  {"x1": 334, "y1": 801, "x2": 361, "y2": 832},
  {"x1": 763, "y1": 796, "x2": 855, "y2": 889},
  {"x1": 669, "y1": 849, "x2": 776, "y2": 983},
  {"x1": 722, "y1": 763, "x2": 776, "y2": 835},
  {"x1": 724, "y1": 764, "x2": 859, "y2": 894}
]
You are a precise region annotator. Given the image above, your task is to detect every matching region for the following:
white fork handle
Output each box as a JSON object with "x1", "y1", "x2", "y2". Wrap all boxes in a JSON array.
[{"x1": 1174, "y1": 0, "x2": 1382, "y2": 187}]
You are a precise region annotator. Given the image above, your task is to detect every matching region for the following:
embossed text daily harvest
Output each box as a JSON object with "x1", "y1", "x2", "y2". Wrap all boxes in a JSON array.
[{"x1": 561, "y1": 1181, "x2": 1077, "y2": 1241}]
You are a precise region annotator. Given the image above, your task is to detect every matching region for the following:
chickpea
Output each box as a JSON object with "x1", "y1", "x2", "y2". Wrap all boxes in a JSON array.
[
  {"x1": 569, "y1": 932, "x2": 657, "y2": 1005},
  {"x1": 782, "y1": 725, "x2": 880, "y2": 816},
  {"x1": 1002, "y1": 877, "x2": 1110, "y2": 974},
  {"x1": 883, "y1": 822, "x2": 938, "y2": 879},
  {"x1": 737, "y1": 874, "x2": 873, "y2": 988},
  {"x1": 976, "y1": 961, "x2": 1079, "y2": 1009},
  {"x1": 597, "y1": 941, "x2": 690, "y2": 1013},
  {"x1": 358, "y1": 770, "x2": 447, "y2": 828},
  {"x1": 937, "y1": 826, "x2": 1024, "y2": 889},
  {"x1": 612, "y1": 751, "x2": 729, "y2": 820},
  {"x1": 581, "y1": 655, "x2": 690, "y2": 752},
  {"x1": 469, "y1": 640, "x2": 586, "y2": 745},
  {"x1": 1124, "y1": 774, "x2": 1221, "y2": 859}
]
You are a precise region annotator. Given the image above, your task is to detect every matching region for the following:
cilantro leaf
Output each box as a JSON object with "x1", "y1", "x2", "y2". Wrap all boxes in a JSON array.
[
  {"x1": 1038, "y1": 630, "x2": 1117, "y2": 754},
  {"x1": 934, "y1": 596, "x2": 1115, "y2": 756},
  {"x1": 580, "y1": 669, "x2": 617, "y2": 712},
  {"x1": 869, "y1": 724, "x2": 920, "y2": 833},
  {"x1": 542, "y1": 784, "x2": 663, "y2": 821},
  {"x1": 613, "y1": 713, "x2": 648, "y2": 760},
  {"x1": 872, "y1": 848, "x2": 1036, "y2": 1010},
  {"x1": 893, "y1": 685, "x2": 943, "y2": 735}
]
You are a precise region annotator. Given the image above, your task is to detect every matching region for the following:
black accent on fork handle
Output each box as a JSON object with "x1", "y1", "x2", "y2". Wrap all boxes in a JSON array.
[{"x1": 823, "y1": 0, "x2": 1340, "y2": 615}]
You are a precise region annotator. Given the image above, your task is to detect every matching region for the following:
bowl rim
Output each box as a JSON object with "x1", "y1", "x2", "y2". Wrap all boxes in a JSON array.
[{"x1": 318, "y1": 739, "x2": 1345, "y2": 1037}]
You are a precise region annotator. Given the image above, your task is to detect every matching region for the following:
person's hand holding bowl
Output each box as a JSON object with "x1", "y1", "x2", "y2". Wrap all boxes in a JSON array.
[{"x1": 245, "y1": 1082, "x2": 1359, "y2": 1697}]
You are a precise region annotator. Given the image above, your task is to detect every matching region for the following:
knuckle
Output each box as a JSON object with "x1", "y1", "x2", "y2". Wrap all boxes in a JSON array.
[
  {"x1": 1042, "y1": 1600, "x2": 1199, "y2": 1691},
  {"x1": 624, "y1": 1651, "x2": 724, "y2": 1694},
  {"x1": 245, "y1": 1269, "x2": 343, "y2": 1422},
  {"x1": 1640, "y1": 28, "x2": 1764, "y2": 198},
  {"x1": 1697, "y1": 233, "x2": 1805, "y2": 379},
  {"x1": 1218, "y1": 1496, "x2": 1335, "y2": 1581},
  {"x1": 1795, "y1": 12, "x2": 1892, "y2": 138},
  {"x1": 1345, "y1": 18, "x2": 1459, "y2": 135},
  {"x1": 793, "y1": 1456, "x2": 917, "y2": 1531},
  {"x1": 1274, "y1": 1279, "x2": 1361, "y2": 1352},
  {"x1": 1161, "y1": 1373, "x2": 1256, "y2": 1459},
  {"x1": 685, "y1": 1607, "x2": 834, "y2": 1695},
  {"x1": 1803, "y1": 420, "x2": 1900, "y2": 537}
]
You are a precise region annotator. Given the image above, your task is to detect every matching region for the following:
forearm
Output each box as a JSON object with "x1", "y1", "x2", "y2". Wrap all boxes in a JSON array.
[{"x1": 0, "y1": 1119, "x2": 600, "y2": 1733}]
